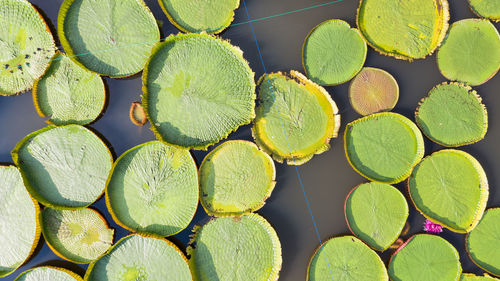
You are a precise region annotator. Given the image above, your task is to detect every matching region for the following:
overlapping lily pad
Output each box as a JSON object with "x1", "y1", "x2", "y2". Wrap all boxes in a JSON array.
[
  {"x1": 143, "y1": 33, "x2": 255, "y2": 149},
  {"x1": 345, "y1": 182, "x2": 409, "y2": 251},
  {"x1": 188, "y1": 213, "x2": 282, "y2": 281},
  {"x1": 58, "y1": 0, "x2": 160, "y2": 77},
  {"x1": 199, "y1": 140, "x2": 276, "y2": 216},
  {"x1": 15, "y1": 266, "x2": 83, "y2": 281},
  {"x1": 461, "y1": 273, "x2": 500, "y2": 281},
  {"x1": 344, "y1": 112, "x2": 424, "y2": 183},
  {"x1": 33, "y1": 53, "x2": 106, "y2": 125},
  {"x1": 468, "y1": 0, "x2": 500, "y2": 22},
  {"x1": 106, "y1": 141, "x2": 198, "y2": 237},
  {"x1": 0, "y1": 166, "x2": 40, "y2": 278},
  {"x1": 12, "y1": 125, "x2": 113, "y2": 209},
  {"x1": 302, "y1": 19, "x2": 367, "y2": 86},
  {"x1": 252, "y1": 71, "x2": 341, "y2": 165},
  {"x1": 0, "y1": 0, "x2": 55, "y2": 95},
  {"x1": 409, "y1": 149, "x2": 488, "y2": 232},
  {"x1": 307, "y1": 236, "x2": 388, "y2": 281}
]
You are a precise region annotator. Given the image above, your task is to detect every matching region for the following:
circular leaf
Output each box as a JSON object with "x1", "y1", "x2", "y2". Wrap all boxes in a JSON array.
[
  {"x1": 15, "y1": 266, "x2": 82, "y2": 281},
  {"x1": 468, "y1": 0, "x2": 500, "y2": 22},
  {"x1": 461, "y1": 273, "x2": 500, "y2": 280}
]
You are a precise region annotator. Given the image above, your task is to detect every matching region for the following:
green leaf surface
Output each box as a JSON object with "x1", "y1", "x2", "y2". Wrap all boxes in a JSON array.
[
  {"x1": 461, "y1": 273, "x2": 500, "y2": 281},
  {"x1": 468, "y1": 0, "x2": 500, "y2": 21},
  {"x1": 15, "y1": 267, "x2": 82, "y2": 281}
]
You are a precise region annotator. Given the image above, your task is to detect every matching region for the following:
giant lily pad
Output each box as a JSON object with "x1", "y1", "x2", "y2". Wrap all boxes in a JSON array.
[
  {"x1": 307, "y1": 236, "x2": 388, "y2": 281},
  {"x1": 143, "y1": 33, "x2": 255, "y2": 149},
  {"x1": 437, "y1": 19, "x2": 500, "y2": 86},
  {"x1": 468, "y1": 0, "x2": 500, "y2": 22},
  {"x1": 188, "y1": 213, "x2": 282, "y2": 281},
  {"x1": 58, "y1": 0, "x2": 160, "y2": 77},
  {"x1": 357, "y1": 0, "x2": 449, "y2": 60},
  {"x1": 461, "y1": 273, "x2": 500, "y2": 281},
  {"x1": 12, "y1": 125, "x2": 113, "y2": 209},
  {"x1": 0, "y1": 166, "x2": 40, "y2": 278},
  {"x1": 85, "y1": 234, "x2": 192, "y2": 281},
  {"x1": 388, "y1": 234, "x2": 462, "y2": 281},
  {"x1": 409, "y1": 149, "x2": 488, "y2": 232},
  {"x1": 466, "y1": 208, "x2": 500, "y2": 276},
  {"x1": 15, "y1": 266, "x2": 82, "y2": 281},
  {"x1": 345, "y1": 182, "x2": 409, "y2": 251},
  {"x1": 416, "y1": 82, "x2": 487, "y2": 147},
  {"x1": 344, "y1": 112, "x2": 425, "y2": 183},
  {"x1": 199, "y1": 140, "x2": 276, "y2": 216},
  {"x1": 0, "y1": 0, "x2": 55, "y2": 95},
  {"x1": 252, "y1": 71, "x2": 341, "y2": 165},
  {"x1": 41, "y1": 207, "x2": 114, "y2": 264},
  {"x1": 106, "y1": 141, "x2": 198, "y2": 236},
  {"x1": 33, "y1": 53, "x2": 106, "y2": 125},
  {"x1": 158, "y1": 0, "x2": 239, "y2": 34}
]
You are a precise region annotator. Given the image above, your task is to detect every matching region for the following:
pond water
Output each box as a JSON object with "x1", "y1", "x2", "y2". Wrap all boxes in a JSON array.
[{"x1": 1, "y1": 0, "x2": 499, "y2": 280}]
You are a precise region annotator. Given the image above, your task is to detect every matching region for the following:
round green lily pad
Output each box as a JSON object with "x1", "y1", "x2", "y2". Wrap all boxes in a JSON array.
[
  {"x1": 409, "y1": 149, "x2": 488, "y2": 233},
  {"x1": 345, "y1": 182, "x2": 409, "y2": 251},
  {"x1": 302, "y1": 19, "x2": 367, "y2": 86},
  {"x1": 0, "y1": 0, "x2": 55, "y2": 95},
  {"x1": 159, "y1": 0, "x2": 239, "y2": 34},
  {"x1": 468, "y1": 0, "x2": 500, "y2": 22},
  {"x1": 252, "y1": 71, "x2": 341, "y2": 165},
  {"x1": 106, "y1": 141, "x2": 198, "y2": 237},
  {"x1": 41, "y1": 207, "x2": 114, "y2": 264},
  {"x1": 143, "y1": 33, "x2": 255, "y2": 149},
  {"x1": 344, "y1": 112, "x2": 425, "y2": 183},
  {"x1": 85, "y1": 234, "x2": 192, "y2": 281},
  {"x1": 388, "y1": 234, "x2": 462, "y2": 281},
  {"x1": 437, "y1": 19, "x2": 500, "y2": 86},
  {"x1": 188, "y1": 213, "x2": 282, "y2": 281},
  {"x1": 15, "y1": 266, "x2": 82, "y2": 281},
  {"x1": 33, "y1": 53, "x2": 106, "y2": 125},
  {"x1": 58, "y1": 0, "x2": 160, "y2": 77},
  {"x1": 466, "y1": 208, "x2": 500, "y2": 276},
  {"x1": 416, "y1": 82, "x2": 488, "y2": 147},
  {"x1": 0, "y1": 166, "x2": 40, "y2": 278},
  {"x1": 199, "y1": 140, "x2": 275, "y2": 216},
  {"x1": 461, "y1": 273, "x2": 500, "y2": 281},
  {"x1": 12, "y1": 125, "x2": 113, "y2": 209},
  {"x1": 307, "y1": 236, "x2": 388, "y2": 281},
  {"x1": 349, "y1": 67, "x2": 399, "y2": 116},
  {"x1": 357, "y1": 0, "x2": 449, "y2": 60}
]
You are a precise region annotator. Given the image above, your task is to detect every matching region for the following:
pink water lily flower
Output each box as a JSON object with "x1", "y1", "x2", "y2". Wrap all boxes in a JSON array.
[{"x1": 423, "y1": 219, "x2": 443, "y2": 233}]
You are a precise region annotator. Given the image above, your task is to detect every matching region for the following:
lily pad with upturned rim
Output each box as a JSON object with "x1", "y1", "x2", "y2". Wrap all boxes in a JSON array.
[
  {"x1": 33, "y1": 52, "x2": 106, "y2": 126},
  {"x1": 345, "y1": 182, "x2": 409, "y2": 251},
  {"x1": 409, "y1": 149, "x2": 488, "y2": 233},
  {"x1": 188, "y1": 213, "x2": 282, "y2": 281},
  {"x1": 252, "y1": 71, "x2": 341, "y2": 165},
  {"x1": 468, "y1": 0, "x2": 500, "y2": 22},
  {"x1": 302, "y1": 19, "x2": 367, "y2": 86},
  {"x1": 41, "y1": 207, "x2": 114, "y2": 264},
  {"x1": 0, "y1": 0, "x2": 56, "y2": 95},
  {"x1": 11, "y1": 125, "x2": 113, "y2": 209},
  {"x1": 344, "y1": 112, "x2": 425, "y2": 184},
  {"x1": 129, "y1": 102, "x2": 147, "y2": 126},
  {"x1": 461, "y1": 273, "x2": 500, "y2": 280},
  {"x1": 143, "y1": 33, "x2": 256, "y2": 150},
  {"x1": 0, "y1": 166, "x2": 40, "y2": 278},
  {"x1": 15, "y1": 266, "x2": 83, "y2": 281},
  {"x1": 307, "y1": 235, "x2": 388, "y2": 281},
  {"x1": 106, "y1": 141, "x2": 198, "y2": 237}
]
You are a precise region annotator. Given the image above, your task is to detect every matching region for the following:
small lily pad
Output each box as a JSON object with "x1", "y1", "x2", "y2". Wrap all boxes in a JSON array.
[
  {"x1": 349, "y1": 67, "x2": 399, "y2": 116},
  {"x1": 15, "y1": 266, "x2": 82, "y2": 281},
  {"x1": 33, "y1": 53, "x2": 106, "y2": 125},
  {"x1": 357, "y1": 0, "x2": 449, "y2": 60},
  {"x1": 0, "y1": 0, "x2": 56, "y2": 95},
  {"x1": 158, "y1": 0, "x2": 239, "y2": 33},
  {"x1": 466, "y1": 208, "x2": 500, "y2": 276},
  {"x1": 345, "y1": 182, "x2": 409, "y2": 251},
  {"x1": 85, "y1": 234, "x2": 192, "y2": 281},
  {"x1": 41, "y1": 207, "x2": 114, "y2": 264},
  {"x1": 0, "y1": 166, "x2": 40, "y2": 278},
  {"x1": 129, "y1": 102, "x2": 147, "y2": 126},
  {"x1": 409, "y1": 149, "x2": 488, "y2": 233},
  {"x1": 188, "y1": 213, "x2": 282, "y2": 281},
  {"x1": 106, "y1": 141, "x2": 198, "y2": 237},
  {"x1": 143, "y1": 33, "x2": 255, "y2": 149},
  {"x1": 437, "y1": 19, "x2": 500, "y2": 86},
  {"x1": 468, "y1": 0, "x2": 500, "y2": 22},
  {"x1": 252, "y1": 71, "x2": 341, "y2": 165},
  {"x1": 307, "y1": 236, "x2": 388, "y2": 281},
  {"x1": 461, "y1": 273, "x2": 500, "y2": 280},
  {"x1": 58, "y1": 0, "x2": 160, "y2": 77},
  {"x1": 344, "y1": 112, "x2": 425, "y2": 183},
  {"x1": 302, "y1": 19, "x2": 367, "y2": 86},
  {"x1": 12, "y1": 125, "x2": 113, "y2": 209},
  {"x1": 388, "y1": 234, "x2": 462, "y2": 281}
]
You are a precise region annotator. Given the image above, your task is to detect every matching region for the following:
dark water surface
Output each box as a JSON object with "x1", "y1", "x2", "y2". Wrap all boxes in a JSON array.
[{"x1": 1, "y1": 0, "x2": 499, "y2": 280}]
